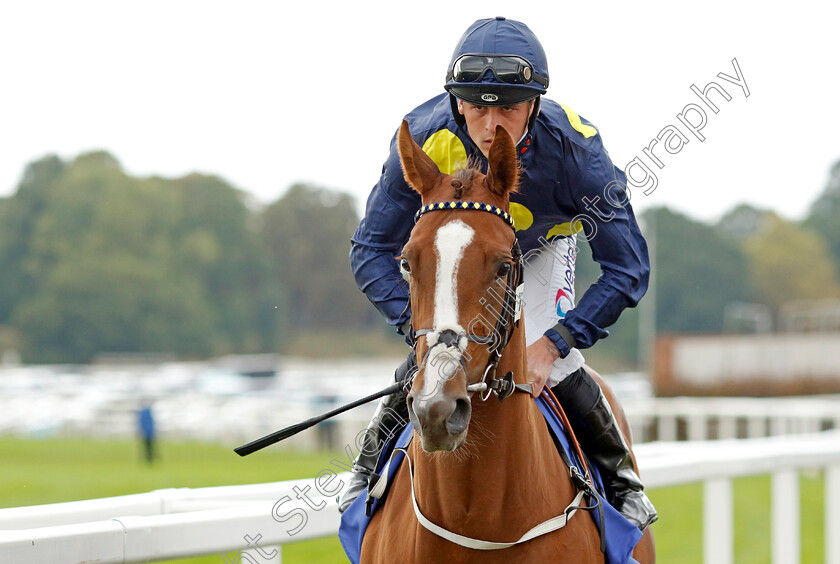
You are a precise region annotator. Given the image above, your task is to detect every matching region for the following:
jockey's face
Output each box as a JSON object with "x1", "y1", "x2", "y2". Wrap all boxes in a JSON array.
[{"x1": 458, "y1": 98, "x2": 535, "y2": 158}]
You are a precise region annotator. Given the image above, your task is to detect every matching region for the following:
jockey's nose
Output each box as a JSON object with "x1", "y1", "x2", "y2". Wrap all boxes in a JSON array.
[{"x1": 486, "y1": 108, "x2": 502, "y2": 131}]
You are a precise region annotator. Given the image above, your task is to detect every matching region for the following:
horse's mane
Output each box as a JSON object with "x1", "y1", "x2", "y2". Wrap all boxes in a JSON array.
[
  {"x1": 449, "y1": 156, "x2": 521, "y2": 200},
  {"x1": 452, "y1": 166, "x2": 479, "y2": 186}
]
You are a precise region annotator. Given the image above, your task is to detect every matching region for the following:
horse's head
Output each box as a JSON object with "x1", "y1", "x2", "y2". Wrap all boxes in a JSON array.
[{"x1": 397, "y1": 120, "x2": 521, "y2": 452}]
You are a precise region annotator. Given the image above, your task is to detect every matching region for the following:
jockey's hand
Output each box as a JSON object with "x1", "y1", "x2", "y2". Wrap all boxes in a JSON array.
[{"x1": 526, "y1": 336, "x2": 561, "y2": 398}]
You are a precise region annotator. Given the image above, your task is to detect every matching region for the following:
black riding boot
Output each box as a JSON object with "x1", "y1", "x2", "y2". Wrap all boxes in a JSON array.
[
  {"x1": 337, "y1": 352, "x2": 414, "y2": 513},
  {"x1": 551, "y1": 367, "x2": 658, "y2": 531}
]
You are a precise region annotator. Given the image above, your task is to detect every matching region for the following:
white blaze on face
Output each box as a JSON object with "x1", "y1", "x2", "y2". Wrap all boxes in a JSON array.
[
  {"x1": 433, "y1": 220, "x2": 474, "y2": 331},
  {"x1": 417, "y1": 220, "x2": 474, "y2": 406}
]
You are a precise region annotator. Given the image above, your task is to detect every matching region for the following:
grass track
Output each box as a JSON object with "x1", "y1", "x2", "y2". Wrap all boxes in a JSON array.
[{"x1": 0, "y1": 437, "x2": 826, "y2": 563}]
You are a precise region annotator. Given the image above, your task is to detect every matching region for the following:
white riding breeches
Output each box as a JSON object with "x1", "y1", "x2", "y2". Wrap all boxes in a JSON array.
[{"x1": 521, "y1": 236, "x2": 586, "y2": 386}]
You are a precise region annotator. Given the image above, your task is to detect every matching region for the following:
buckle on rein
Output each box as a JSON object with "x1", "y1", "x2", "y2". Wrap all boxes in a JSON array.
[
  {"x1": 568, "y1": 464, "x2": 607, "y2": 554},
  {"x1": 466, "y1": 367, "x2": 521, "y2": 402}
]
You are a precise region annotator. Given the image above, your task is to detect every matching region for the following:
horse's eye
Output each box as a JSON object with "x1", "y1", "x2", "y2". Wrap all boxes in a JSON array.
[
  {"x1": 400, "y1": 258, "x2": 412, "y2": 280},
  {"x1": 496, "y1": 262, "x2": 512, "y2": 278}
]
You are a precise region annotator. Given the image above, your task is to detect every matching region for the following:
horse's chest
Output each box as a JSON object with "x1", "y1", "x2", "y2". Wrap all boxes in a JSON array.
[{"x1": 359, "y1": 462, "x2": 604, "y2": 564}]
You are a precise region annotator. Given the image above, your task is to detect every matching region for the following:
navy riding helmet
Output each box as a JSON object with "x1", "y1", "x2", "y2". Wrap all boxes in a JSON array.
[{"x1": 445, "y1": 17, "x2": 549, "y2": 108}]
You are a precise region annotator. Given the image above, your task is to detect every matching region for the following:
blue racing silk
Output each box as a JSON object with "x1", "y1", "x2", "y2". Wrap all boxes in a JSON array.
[{"x1": 350, "y1": 93, "x2": 650, "y2": 353}]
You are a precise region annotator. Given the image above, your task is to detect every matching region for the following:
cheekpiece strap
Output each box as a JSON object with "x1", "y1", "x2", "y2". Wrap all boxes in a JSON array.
[{"x1": 414, "y1": 201, "x2": 515, "y2": 230}]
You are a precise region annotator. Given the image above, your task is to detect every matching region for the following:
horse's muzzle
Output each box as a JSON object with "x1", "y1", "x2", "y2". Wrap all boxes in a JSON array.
[{"x1": 407, "y1": 392, "x2": 471, "y2": 452}]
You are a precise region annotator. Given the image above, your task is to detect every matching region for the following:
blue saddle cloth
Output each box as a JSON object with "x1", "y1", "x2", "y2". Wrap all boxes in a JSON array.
[{"x1": 339, "y1": 395, "x2": 643, "y2": 563}]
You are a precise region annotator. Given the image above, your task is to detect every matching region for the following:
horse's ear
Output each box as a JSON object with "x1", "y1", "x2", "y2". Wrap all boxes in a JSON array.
[
  {"x1": 397, "y1": 120, "x2": 442, "y2": 196},
  {"x1": 485, "y1": 125, "x2": 519, "y2": 197}
]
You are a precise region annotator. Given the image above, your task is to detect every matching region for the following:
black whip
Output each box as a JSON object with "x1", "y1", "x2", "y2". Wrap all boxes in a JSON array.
[{"x1": 234, "y1": 379, "x2": 408, "y2": 456}]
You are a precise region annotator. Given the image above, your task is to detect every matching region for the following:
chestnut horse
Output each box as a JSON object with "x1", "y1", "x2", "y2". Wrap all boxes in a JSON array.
[{"x1": 360, "y1": 121, "x2": 655, "y2": 563}]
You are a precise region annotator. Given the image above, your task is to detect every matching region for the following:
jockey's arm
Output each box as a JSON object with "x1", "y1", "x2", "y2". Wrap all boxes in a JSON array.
[
  {"x1": 533, "y1": 149, "x2": 650, "y2": 394},
  {"x1": 350, "y1": 133, "x2": 420, "y2": 335}
]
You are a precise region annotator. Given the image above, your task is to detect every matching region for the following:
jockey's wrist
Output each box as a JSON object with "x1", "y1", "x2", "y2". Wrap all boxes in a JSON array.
[
  {"x1": 544, "y1": 324, "x2": 575, "y2": 359},
  {"x1": 539, "y1": 336, "x2": 562, "y2": 360}
]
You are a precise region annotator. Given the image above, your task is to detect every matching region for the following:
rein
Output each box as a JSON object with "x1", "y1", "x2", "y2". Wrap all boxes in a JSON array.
[{"x1": 410, "y1": 201, "x2": 529, "y2": 401}]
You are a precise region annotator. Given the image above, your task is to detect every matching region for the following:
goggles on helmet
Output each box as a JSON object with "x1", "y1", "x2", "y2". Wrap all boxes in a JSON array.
[{"x1": 446, "y1": 54, "x2": 548, "y2": 88}]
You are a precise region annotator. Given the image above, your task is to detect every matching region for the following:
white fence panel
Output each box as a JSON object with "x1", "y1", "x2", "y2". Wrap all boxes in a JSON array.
[
  {"x1": 623, "y1": 395, "x2": 840, "y2": 443},
  {"x1": 771, "y1": 469, "x2": 799, "y2": 564},
  {"x1": 0, "y1": 495, "x2": 340, "y2": 563},
  {"x1": 703, "y1": 478, "x2": 732, "y2": 564},
  {"x1": 828, "y1": 466, "x2": 840, "y2": 564},
  {"x1": 2, "y1": 430, "x2": 840, "y2": 563}
]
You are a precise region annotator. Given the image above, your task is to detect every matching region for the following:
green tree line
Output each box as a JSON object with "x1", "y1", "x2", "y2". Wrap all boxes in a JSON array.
[
  {"x1": 1, "y1": 151, "x2": 839, "y2": 366},
  {"x1": 571, "y1": 162, "x2": 840, "y2": 369},
  {"x1": 0, "y1": 152, "x2": 380, "y2": 363}
]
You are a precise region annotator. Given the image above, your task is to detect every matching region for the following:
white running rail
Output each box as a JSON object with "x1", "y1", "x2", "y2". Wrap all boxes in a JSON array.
[
  {"x1": 623, "y1": 395, "x2": 840, "y2": 443},
  {"x1": 1, "y1": 431, "x2": 840, "y2": 564}
]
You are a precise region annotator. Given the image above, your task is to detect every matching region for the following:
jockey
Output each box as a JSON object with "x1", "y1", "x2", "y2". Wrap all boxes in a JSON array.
[{"x1": 340, "y1": 17, "x2": 658, "y2": 531}]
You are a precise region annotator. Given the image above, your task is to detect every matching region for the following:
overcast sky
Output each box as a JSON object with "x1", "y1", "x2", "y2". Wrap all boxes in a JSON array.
[{"x1": 1, "y1": 1, "x2": 837, "y2": 223}]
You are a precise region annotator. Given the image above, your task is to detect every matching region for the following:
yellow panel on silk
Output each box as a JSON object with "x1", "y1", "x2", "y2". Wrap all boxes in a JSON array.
[
  {"x1": 559, "y1": 104, "x2": 598, "y2": 139},
  {"x1": 547, "y1": 221, "x2": 585, "y2": 239},
  {"x1": 421, "y1": 130, "x2": 468, "y2": 175}
]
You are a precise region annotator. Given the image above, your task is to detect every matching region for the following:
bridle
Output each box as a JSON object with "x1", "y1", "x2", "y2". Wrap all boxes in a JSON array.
[
  {"x1": 407, "y1": 200, "x2": 532, "y2": 401},
  {"x1": 367, "y1": 202, "x2": 605, "y2": 552},
  {"x1": 371, "y1": 204, "x2": 605, "y2": 553}
]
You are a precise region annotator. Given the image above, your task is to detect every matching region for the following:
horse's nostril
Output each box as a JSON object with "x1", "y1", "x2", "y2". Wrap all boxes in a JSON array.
[{"x1": 446, "y1": 398, "x2": 471, "y2": 436}]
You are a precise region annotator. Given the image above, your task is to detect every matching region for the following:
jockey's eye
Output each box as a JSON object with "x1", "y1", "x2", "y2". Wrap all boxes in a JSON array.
[{"x1": 496, "y1": 262, "x2": 512, "y2": 278}]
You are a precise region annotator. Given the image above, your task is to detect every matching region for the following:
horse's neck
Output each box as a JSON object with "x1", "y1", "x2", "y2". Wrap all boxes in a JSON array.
[{"x1": 410, "y1": 328, "x2": 568, "y2": 520}]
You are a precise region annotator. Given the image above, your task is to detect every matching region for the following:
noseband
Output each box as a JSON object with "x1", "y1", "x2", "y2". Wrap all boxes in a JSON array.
[{"x1": 409, "y1": 201, "x2": 531, "y2": 401}]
